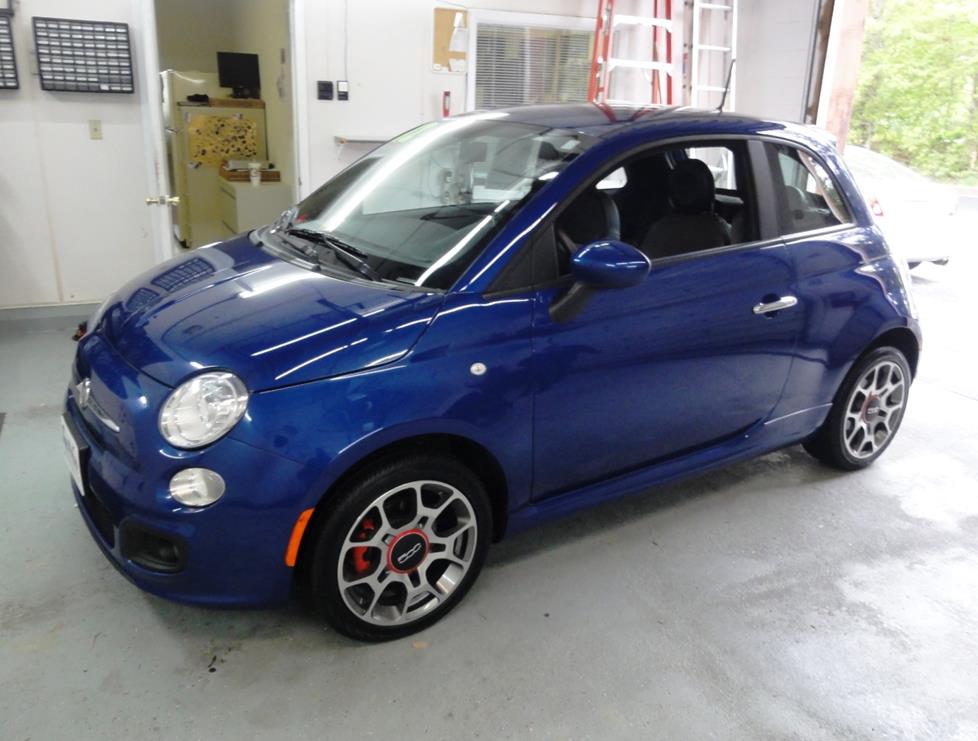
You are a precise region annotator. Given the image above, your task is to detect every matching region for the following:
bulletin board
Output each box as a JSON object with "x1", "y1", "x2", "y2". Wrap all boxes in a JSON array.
[
  {"x1": 187, "y1": 113, "x2": 259, "y2": 167},
  {"x1": 432, "y1": 7, "x2": 468, "y2": 73}
]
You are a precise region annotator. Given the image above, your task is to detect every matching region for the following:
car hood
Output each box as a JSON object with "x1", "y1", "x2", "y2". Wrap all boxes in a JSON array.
[{"x1": 95, "y1": 235, "x2": 444, "y2": 391}]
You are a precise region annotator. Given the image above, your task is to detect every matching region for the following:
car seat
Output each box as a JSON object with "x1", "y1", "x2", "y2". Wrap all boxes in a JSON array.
[
  {"x1": 640, "y1": 159, "x2": 731, "y2": 259},
  {"x1": 558, "y1": 188, "x2": 621, "y2": 246}
]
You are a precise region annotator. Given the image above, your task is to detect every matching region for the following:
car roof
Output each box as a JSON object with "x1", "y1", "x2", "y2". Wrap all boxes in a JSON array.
[{"x1": 472, "y1": 103, "x2": 833, "y2": 150}]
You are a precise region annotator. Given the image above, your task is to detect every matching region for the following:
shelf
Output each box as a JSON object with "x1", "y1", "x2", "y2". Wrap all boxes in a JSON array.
[
  {"x1": 334, "y1": 136, "x2": 388, "y2": 145},
  {"x1": 177, "y1": 97, "x2": 265, "y2": 109}
]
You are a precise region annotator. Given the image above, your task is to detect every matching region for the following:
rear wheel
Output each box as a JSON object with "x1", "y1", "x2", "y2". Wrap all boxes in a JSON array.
[
  {"x1": 804, "y1": 346, "x2": 911, "y2": 470},
  {"x1": 310, "y1": 456, "x2": 491, "y2": 641}
]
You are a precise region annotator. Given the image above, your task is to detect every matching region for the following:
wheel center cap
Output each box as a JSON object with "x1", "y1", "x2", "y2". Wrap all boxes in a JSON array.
[
  {"x1": 386, "y1": 529, "x2": 429, "y2": 574},
  {"x1": 863, "y1": 395, "x2": 881, "y2": 421}
]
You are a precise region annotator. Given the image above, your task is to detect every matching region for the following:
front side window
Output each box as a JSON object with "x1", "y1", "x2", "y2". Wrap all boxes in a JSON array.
[
  {"x1": 539, "y1": 140, "x2": 759, "y2": 279},
  {"x1": 265, "y1": 114, "x2": 595, "y2": 290},
  {"x1": 772, "y1": 144, "x2": 852, "y2": 234}
]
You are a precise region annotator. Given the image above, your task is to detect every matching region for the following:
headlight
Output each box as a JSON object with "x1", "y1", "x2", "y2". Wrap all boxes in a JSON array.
[{"x1": 159, "y1": 372, "x2": 249, "y2": 449}]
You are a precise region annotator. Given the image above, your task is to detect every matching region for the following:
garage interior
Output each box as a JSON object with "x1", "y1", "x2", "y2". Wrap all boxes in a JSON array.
[{"x1": 1, "y1": 0, "x2": 976, "y2": 738}]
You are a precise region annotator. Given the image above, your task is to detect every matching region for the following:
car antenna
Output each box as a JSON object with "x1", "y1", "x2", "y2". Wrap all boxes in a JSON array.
[{"x1": 716, "y1": 58, "x2": 736, "y2": 113}]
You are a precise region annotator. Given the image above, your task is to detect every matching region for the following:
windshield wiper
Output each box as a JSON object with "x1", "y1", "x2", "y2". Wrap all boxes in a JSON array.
[
  {"x1": 273, "y1": 229, "x2": 320, "y2": 263},
  {"x1": 284, "y1": 227, "x2": 382, "y2": 282}
]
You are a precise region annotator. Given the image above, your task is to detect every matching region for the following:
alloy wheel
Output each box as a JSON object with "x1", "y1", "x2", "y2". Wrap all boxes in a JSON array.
[
  {"x1": 842, "y1": 359, "x2": 906, "y2": 460},
  {"x1": 336, "y1": 480, "x2": 478, "y2": 626}
]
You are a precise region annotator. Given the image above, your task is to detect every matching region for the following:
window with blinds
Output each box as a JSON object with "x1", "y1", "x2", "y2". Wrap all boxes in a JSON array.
[{"x1": 474, "y1": 23, "x2": 593, "y2": 109}]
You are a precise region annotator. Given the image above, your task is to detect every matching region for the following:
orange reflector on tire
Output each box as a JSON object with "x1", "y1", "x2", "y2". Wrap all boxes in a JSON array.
[{"x1": 284, "y1": 508, "x2": 314, "y2": 567}]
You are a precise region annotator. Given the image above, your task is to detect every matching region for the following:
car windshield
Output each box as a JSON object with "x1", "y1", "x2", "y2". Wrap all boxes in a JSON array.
[{"x1": 264, "y1": 113, "x2": 595, "y2": 290}]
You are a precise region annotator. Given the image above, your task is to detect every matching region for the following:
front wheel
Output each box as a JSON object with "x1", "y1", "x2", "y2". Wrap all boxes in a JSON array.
[
  {"x1": 310, "y1": 456, "x2": 492, "y2": 641},
  {"x1": 804, "y1": 346, "x2": 911, "y2": 470}
]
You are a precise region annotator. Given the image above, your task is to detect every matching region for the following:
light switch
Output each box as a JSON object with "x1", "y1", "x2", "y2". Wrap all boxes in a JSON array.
[{"x1": 88, "y1": 120, "x2": 103, "y2": 140}]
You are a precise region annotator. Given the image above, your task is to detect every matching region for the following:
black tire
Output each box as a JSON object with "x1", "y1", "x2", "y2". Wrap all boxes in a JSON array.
[
  {"x1": 804, "y1": 346, "x2": 911, "y2": 471},
  {"x1": 310, "y1": 455, "x2": 492, "y2": 642}
]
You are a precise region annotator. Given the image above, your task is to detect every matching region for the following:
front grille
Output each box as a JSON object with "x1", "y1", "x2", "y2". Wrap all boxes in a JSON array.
[{"x1": 70, "y1": 365, "x2": 121, "y2": 440}]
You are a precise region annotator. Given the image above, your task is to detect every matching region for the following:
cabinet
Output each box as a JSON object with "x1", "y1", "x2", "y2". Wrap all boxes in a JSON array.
[{"x1": 218, "y1": 180, "x2": 293, "y2": 234}]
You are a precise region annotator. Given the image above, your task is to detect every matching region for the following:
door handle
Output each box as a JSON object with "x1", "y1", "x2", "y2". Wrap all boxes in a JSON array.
[
  {"x1": 145, "y1": 195, "x2": 180, "y2": 206},
  {"x1": 753, "y1": 295, "x2": 798, "y2": 315}
]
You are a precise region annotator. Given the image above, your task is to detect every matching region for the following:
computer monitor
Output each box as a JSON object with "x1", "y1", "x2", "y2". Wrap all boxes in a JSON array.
[{"x1": 217, "y1": 52, "x2": 260, "y2": 99}]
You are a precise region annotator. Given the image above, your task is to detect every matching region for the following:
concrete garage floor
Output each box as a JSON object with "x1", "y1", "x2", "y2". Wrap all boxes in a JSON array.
[{"x1": 2, "y1": 233, "x2": 977, "y2": 740}]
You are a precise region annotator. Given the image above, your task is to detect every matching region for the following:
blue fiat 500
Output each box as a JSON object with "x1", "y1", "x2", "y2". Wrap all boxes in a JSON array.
[{"x1": 64, "y1": 105, "x2": 920, "y2": 640}]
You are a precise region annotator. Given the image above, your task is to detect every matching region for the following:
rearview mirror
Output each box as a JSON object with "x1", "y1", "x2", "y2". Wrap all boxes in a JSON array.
[
  {"x1": 570, "y1": 240, "x2": 650, "y2": 289},
  {"x1": 550, "y1": 240, "x2": 650, "y2": 322}
]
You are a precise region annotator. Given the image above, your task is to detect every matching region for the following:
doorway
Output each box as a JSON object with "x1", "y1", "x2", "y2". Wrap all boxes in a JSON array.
[{"x1": 139, "y1": 0, "x2": 299, "y2": 259}]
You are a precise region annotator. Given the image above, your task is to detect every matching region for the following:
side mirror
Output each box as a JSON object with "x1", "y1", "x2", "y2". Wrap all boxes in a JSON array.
[
  {"x1": 550, "y1": 241, "x2": 650, "y2": 323},
  {"x1": 570, "y1": 240, "x2": 650, "y2": 289}
]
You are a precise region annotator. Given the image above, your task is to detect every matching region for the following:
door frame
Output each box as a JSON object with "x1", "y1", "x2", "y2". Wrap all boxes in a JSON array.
[
  {"x1": 133, "y1": 0, "x2": 174, "y2": 265},
  {"x1": 291, "y1": 0, "x2": 312, "y2": 200},
  {"x1": 134, "y1": 0, "x2": 307, "y2": 262}
]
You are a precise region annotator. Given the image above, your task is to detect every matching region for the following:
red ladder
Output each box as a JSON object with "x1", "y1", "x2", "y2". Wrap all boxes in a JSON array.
[{"x1": 587, "y1": 0, "x2": 675, "y2": 106}]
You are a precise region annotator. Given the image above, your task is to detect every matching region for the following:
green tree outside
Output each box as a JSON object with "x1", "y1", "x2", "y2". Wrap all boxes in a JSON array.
[{"x1": 849, "y1": 0, "x2": 978, "y2": 183}]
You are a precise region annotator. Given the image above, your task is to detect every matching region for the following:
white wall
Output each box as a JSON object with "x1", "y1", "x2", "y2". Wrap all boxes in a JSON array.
[
  {"x1": 297, "y1": 0, "x2": 594, "y2": 194},
  {"x1": 295, "y1": 0, "x2": 820, "y2": 192},
  {"x1": 155, "y1": 0, "x2": 235, "y2": 72},
  {"x1": 736, "y1": 0, "x2": 819, "y2": 122},
  {"x1": 0, "y1": 0, "x2": 157, "y2": 308}
]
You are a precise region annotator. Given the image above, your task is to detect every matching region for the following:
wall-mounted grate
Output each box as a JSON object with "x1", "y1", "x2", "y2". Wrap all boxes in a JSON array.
[
  {"x1": 0, "y1": 15, "x2": 18, "y2": 90},
  {"x1": 32, "y1": 16, "x2": 133, "y2": 93}
]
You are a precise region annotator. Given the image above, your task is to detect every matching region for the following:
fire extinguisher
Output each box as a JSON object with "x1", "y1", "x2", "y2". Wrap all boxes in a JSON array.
[{"x1": 442, "y1": 91, "x2": 451, "y2": 118}]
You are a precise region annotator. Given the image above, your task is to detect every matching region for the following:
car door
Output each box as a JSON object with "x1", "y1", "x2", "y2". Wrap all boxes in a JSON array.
[
  {"x1": 530, "y1": 138, "x2": 803, "y2": 499},
  {"x1": 761, "y1": 139, "x2": 884, "y2": 416}
]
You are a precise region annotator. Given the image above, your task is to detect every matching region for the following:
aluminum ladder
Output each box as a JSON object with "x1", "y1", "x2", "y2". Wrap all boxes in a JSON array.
[
  {"x1": 587, "y1": 0, "x2": 676, "y2": 106},
  {"x1": 685, "y1": 0, "x2": 738, "y2": 109}
]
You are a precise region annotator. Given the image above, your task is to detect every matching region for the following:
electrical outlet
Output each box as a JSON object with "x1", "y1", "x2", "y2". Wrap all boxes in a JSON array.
[{"x1": 88, "y1": 119, "x2": 103, "y2": 140}]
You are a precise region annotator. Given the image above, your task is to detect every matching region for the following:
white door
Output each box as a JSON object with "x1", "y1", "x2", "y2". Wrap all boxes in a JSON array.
[{"x1": 133, "y1": 0, "x2": 178, "y2": 265}]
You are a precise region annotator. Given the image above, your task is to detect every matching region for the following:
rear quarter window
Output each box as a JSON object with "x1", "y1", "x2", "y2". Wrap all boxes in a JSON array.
[{"x1": 771, "y1": 144, "x2": 852, "y2": 235}]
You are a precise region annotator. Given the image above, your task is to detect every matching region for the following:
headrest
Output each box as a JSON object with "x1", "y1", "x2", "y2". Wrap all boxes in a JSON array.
[
  {"x1": 668, "y1": 158, "x2": 716, "y2": 213},
  {"x1": 537, "y1": 141, "x2": 560, "y2": 161},
  {"x1": 560, "y1": 188, "x2": 621, "y2": 244},
  {"x1": 784, "y1": 185, "x2": 807, "y2": 216}
]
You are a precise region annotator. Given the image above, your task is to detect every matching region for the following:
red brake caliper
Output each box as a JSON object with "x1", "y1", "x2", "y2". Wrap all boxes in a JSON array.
[{"x1": 351, "y1": 517, "x2": 376, "y2": 576}]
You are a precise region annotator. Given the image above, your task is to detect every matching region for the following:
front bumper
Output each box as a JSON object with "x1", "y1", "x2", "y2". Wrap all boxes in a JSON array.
[{"x1": 65, "y1": 339, "x2": 313, "y2": 607}]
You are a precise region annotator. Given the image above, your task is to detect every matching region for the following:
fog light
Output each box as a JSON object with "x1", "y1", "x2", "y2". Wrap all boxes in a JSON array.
[{"x1": 169, "y1": 468, "x2": 225, "y2": 507}]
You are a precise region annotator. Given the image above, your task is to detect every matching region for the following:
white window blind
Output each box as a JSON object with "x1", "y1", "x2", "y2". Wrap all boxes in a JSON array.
[{"x1": 474, "y1": 23, "x2": 593, "y2": 109}]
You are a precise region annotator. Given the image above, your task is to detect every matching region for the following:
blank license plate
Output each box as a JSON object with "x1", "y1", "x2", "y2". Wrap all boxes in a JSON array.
[{"x1": 61, "y1": 414, "x2": 84, "y2": 494}]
